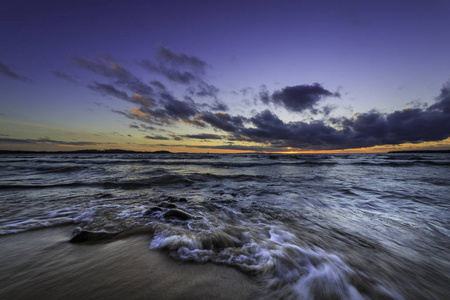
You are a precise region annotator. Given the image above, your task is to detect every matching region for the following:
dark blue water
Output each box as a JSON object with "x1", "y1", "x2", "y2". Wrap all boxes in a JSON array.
[{"x1": 1, "y1": 153, "x2": 449, "y2": 299}]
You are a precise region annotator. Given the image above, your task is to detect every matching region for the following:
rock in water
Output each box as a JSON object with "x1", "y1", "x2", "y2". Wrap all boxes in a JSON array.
[
  {"x1": 69, "y1": 227, "x2": 118, "y2": 243},
  {"x1": 163, "y1": 209, "x2": 193, "y2": 220},
  {"x1": 158, "y1": 201, "x2": 177, "y2": 209},
  {"x1": 143, "y1": 206, "x2": 164, "y2": 216}
]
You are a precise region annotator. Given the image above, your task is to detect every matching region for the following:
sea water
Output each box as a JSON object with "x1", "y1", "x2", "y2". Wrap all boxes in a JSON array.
[{"x1": 1, "y1": 152, "x2": 449, "y2": 299}]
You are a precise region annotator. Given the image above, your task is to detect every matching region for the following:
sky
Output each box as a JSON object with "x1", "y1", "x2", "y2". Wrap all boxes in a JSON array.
[{"x1": 1, "y1": 0, "x2": 450, "y2": 153}]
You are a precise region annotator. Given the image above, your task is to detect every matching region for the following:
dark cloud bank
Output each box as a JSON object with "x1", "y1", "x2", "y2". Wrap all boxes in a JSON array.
[
  {"x1": 213, "y1": 83, "x2": 450, "y2": 150},
  {"x1": 67, "y1": 46, "x2": 450, "y2": 151}
]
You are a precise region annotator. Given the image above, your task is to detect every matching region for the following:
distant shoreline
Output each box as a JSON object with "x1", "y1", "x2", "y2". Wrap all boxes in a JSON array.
[
  {"x1": 0, "y1": 149, "x2": 173, "y2": 154},
  {"x1": 0, "y1": 149, "x2": 449, "y2": 154}
]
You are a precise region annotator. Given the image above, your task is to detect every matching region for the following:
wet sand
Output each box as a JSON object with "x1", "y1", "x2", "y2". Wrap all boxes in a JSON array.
[{"x1": 0, "y1": 226, "x2": 259, "y2": 300}]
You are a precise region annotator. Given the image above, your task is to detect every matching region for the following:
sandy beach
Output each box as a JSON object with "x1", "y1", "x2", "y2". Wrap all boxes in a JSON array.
[{"x1": 0, "y1": 225, "x2": 259, "y2": 300}]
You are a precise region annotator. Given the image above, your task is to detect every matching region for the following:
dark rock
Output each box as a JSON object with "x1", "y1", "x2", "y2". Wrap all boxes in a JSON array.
[
  {"x1": 163, "y1": 209, "x2": 193, "y2": 220},
  {"x1": 69, "y1": 227, "x2": 118, "y2": 243},
  {"x1": 165, "y1": 196, "x2": 178, "y2": 202},
  {"x1": 96, "y1": 193, "x2": 114, "y2": 199},
  {"x1": 158, "y1": 201, "x2": 177, "y2": 209},
  {"x1": 166, "y1": 196, "x2": 188, "y2": 203},
  {"x1": 143, "y1": 206, "x2": 163, "y2": 216}
]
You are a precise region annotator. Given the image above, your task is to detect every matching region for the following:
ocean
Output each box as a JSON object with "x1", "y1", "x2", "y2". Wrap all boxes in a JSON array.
[{"x1": 0, "y1": 152, "x2": 449, "y2": 299}]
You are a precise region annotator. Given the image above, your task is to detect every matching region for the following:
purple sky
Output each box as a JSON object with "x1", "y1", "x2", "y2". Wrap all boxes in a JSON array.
[{"x1": 1, "y1": 0, "x2": 450, "y2": 152}]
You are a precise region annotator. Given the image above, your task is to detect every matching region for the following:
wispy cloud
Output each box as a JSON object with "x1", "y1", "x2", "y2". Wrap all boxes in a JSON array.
[
  {"x1": 182, "y1": 133, "x2": 223, "y2": 140},
  {"x1": 0, "y1": 61, "x2": 34, "y2": 83},
  {"x1": 69, "y1": 55, "x2": 153, "y2": 96},
  {"x1": 140, "y1": 45, "x2": 220, "y2": 99},
  {"x1": 69, "y1": 47, "x2": 227, "y2": 128},
  {"x1": 88, "y1": 82, "x2": 129, "y2": 100},
  {"x1": 145, "y1": 135, "x2": 169, "y2": 140},
  {"x1": 0, "y1": 137, "x2": 109, "y2": 146},
  {"x1": 140, "y1": 45, "x2": 207, "y2": 85},
  {"x1": 52, "y1": 71, "x2": 78, "y2": 84}
]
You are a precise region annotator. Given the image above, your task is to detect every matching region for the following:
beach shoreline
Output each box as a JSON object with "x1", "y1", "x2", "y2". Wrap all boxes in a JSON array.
[{"x1": 0, "y1": 225, "x2": 259, "y2": 300}]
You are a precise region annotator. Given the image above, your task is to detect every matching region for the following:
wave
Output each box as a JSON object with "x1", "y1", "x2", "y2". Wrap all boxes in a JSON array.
[
  {"x1": 144, "y1": 211, "x2": 399, "y2": 299},
  {"x1": 34, "y1": 165, "x2": 89, "y2": 173},
  {"x1": 0, "y1": 172, "x2": 271, "y2": 190},
  {"x1": 64, "y1": 197, "x2": 400, "y2": 299},
  {"x1": 350, "y1": 160, "x2": 450, "y2": 167}
]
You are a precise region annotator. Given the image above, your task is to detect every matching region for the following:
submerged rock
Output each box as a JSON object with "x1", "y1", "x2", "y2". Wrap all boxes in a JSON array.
[
  {"x1": 143, "y1": 206, "x2": 164, "y2": 216},
  {"x1": 166, "y1": 196, "x2": 188, "y2": 203},
  {"x1": 158, "y1": 201, "x2": 177, "y2": 209},
  {"x1": 69, "y1": 227, "x2": 119, "y2": 243},
  {"x1": 163, "y1": 208, "x2": 193, "y2": 220}
]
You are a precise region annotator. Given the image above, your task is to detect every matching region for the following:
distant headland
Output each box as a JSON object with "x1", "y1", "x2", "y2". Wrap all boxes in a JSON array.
[{"x1": 0, "y1": 149, "x2": 173, "y2": 154}]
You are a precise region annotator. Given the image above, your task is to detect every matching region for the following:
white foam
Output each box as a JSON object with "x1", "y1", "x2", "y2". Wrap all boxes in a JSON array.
[
  {"x1": 147, "y1": 220, "x2": 382, "y2": 299},
  {"x1": 73, "y1": 209, "x2": 96, "y2": 223}
]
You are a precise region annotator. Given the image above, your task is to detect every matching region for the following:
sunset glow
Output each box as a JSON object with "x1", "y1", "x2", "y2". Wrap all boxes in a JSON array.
[{"x1": 1, "y1": 1, "x2": 449, "y2": 153}]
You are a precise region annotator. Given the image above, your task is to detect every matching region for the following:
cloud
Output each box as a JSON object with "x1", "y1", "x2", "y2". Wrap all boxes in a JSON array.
[
  {"x1": 52, "y1": 71, "x2": 77, "y2": 84},
  {"x1": 129, "y1": 94, "x2": 155, "y2": 107},
  {"x1": 89, "y1": 82, "x2": 129, "y2": 100},
  {"x1": 187, "y1": 80, "x2": 220, "y2": 98},
  {"x1": 199, "y1": 112, "x2": 246, "y2": 133},
  {"x1": 140, "y1": 124, "x2": 157, "y2": 131},
  {"x1": 156, "y1": 44, "x2": 207, "y2": 73},
  {"x1": 235, "y1": 84, "x2": 450, "y2": 150},
  {"x1": 271, "y1": 83, "x2": 340, "y2": 112},
  {"x1": 210, "y1": 100, "x2": 229, "y2": 111},
  {"x1": 0, "y1": 61, "x2": 34, "y2": 83},
  {"x1": 116, "y1": 93, "x2": 199, "y2": 126},
  {"x1": 145, "y1": 135, "x2": 169, "y2": 140},
  {"x1": 0, "y1": 138, "x2": 106, "y2": 146},
  {"x1": 67, "y1": 48, "x2": 449, "y2": 151},
  {"x1": 182, "y1": 133, "x2": 223, "y2": 140},
  {"x1": 160, "y1": 93, "x2": 198, "y2": 120},
  {"x1": 190, "y1": 81, "x2": 450, "y2": 151},
  {"x1": 243, "y1": 110, "x2": 293, "y2": 141},
  {"x1": 141, "y1": 59, "x2": 197, "y2": 84},
  {"x1": 113, "y1": 108, "x2": 154, "y2": 124},
  {"x1": 129, "y1": 123, "x2": 157, "y2": 132},
  {"x1": 69, "y1": 55, "x2": 153, "y2": 96},
  {"x1": 149, "y1": 80, "x2": 166, "y2": 90},
  {"x1": 140, "y1": 45, "x2": 205, "y2": 85},
  {"x1": 259, "y1": 85, "x2": 270, "y2": 104},
  {"x1": 140, "y1": 45, "x2": 219, "y2": 98},
  {"x1": 154, "y1": 143, "x2": 270, "y2": 152},
  {"x1": 70, "y1": 49, "x2": 223, "y2": 128},
  {"x1": 182, "y1": 114, "x2": 207, "y2": 128},
  {"x1": 428, "y1": 82, "x2": 450, "y2": 114},
  {"x1": 186, "y1": 144, "x2": 272, "y2": 152},
  {"x1": 89, "y1": 82, "x2": 157, "y2": 111}
]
